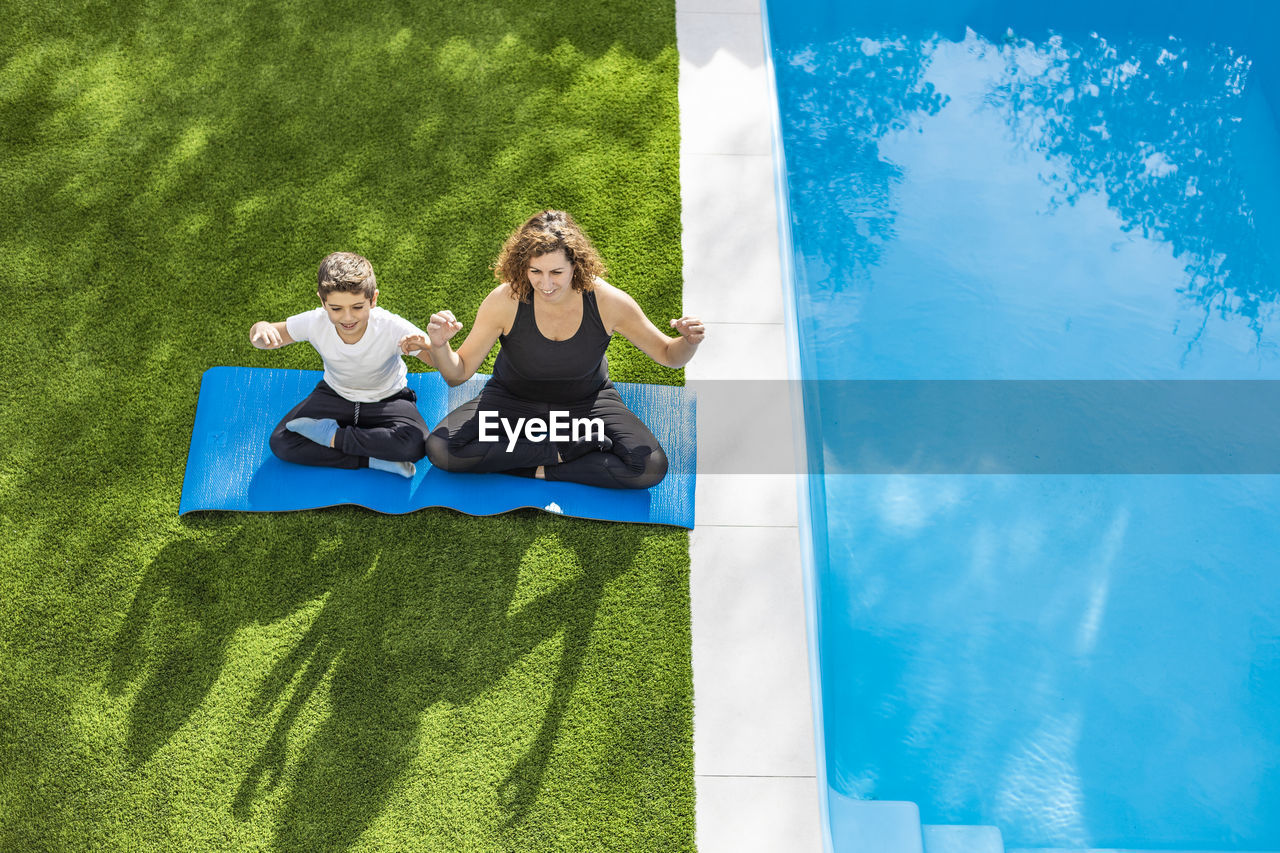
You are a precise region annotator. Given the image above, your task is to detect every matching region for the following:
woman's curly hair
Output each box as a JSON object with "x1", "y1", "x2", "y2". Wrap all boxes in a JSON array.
[{"x1": 495, "y1": 210, "x2": 606, "y2": 302}]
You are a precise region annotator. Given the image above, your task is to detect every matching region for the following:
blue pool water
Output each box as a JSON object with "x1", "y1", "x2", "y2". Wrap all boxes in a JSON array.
[{"x1": 765, "y1": 0, "x2": 1280, "y2": 849}]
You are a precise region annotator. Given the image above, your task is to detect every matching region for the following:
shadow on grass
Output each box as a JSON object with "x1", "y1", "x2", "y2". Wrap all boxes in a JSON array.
[
  {"x1": 241, "y1": 513, "x2": 643, "y2": 849},
  {"x1": 105, "y1": 513, "x2": 365, "y2": 763},
  {"x1": 108, "y1": 508, "x2": 648, "y2": 849}
]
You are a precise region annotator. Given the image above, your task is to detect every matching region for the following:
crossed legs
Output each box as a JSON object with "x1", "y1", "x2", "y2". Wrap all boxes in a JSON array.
[
  {"x1": 269, "y1": 381, "x2": 428, "y2": 473},
  {"x1": 425, "y1": 384, "x2": 667, "y2": 489}
]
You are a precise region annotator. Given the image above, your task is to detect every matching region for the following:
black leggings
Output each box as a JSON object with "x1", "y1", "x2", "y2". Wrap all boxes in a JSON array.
[
  {"x1": 270, "y1": 381, "x2": 429, "y2": 469},
  {"x1": 425, "y1": 383, "x2": 668, "y2": 489}
]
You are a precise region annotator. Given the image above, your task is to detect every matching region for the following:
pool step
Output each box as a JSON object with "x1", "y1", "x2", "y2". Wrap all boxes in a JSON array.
[
  {"x1": 828, "y1": 795, "x2": 1279, "y2": 853},
  {"x1": 923, "y1": 824, "x2": 1005, "y2": 853},
  {"x1": 828, "y1": 793, "x2": 924, "y2": 853},
  {"x1": 828, "y1": 793, "x2": 1009, "y2": 853}
]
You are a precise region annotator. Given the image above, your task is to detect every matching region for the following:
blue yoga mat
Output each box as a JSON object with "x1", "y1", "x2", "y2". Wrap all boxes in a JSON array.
[{"x1": 179, "y1": 366, "x2": 696, "y2": 528}]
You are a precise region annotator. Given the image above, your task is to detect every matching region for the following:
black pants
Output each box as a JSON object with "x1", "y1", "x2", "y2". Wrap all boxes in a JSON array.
[
  {"x1": 269, "y1": 381, "x2": 429, "y2": 469},
  {"x1": 425, "y1": 383, "x2": 668, "y2": 489}
]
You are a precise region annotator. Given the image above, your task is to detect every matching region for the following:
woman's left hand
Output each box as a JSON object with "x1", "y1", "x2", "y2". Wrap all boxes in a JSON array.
[{"x1": 670, "y1": 316, "x2": 705, "y2": 345}]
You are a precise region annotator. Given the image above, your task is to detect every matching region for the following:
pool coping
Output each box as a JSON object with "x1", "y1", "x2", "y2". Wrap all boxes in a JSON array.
[{"x1": 677, "y1": 2, "x2": 828, "y2": 850}]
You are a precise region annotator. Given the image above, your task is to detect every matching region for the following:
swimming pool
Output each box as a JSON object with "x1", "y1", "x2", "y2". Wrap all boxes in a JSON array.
[{"x1": 764, "y1": 0, "x2": 1280, "y2": 849}]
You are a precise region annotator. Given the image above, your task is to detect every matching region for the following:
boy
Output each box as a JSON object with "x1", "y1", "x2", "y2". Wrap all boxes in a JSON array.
[{"x1": 249, "y1": 252, "x2": 434, "y2": 478}]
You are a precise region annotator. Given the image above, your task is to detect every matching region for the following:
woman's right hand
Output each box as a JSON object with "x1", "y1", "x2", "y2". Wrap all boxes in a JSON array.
[{"x1": 426, "y1": 310, "x2": 464, "y2": 348}]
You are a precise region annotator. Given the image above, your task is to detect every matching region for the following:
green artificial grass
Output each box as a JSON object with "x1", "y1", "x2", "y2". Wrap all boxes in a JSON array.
[{"x1": 0, "y1": 1, "x2": 692, "y2": 850}]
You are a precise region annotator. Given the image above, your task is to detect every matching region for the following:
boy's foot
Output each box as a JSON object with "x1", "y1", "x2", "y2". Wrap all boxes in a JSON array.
[
  {"x1": 286, "y1": 417, "x2": 339, "y2": 448},
  {"x1": 369, "y1": 457, "x2": 416, "y2": 478}
]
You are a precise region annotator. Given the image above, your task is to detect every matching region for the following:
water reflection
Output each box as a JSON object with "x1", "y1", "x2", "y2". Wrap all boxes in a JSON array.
[
  {"x1": 772, "y1": 17, "x2": 1280, "y2": 850},
  {"x1": 777, "y1": 35, "x2": 949, "y2": 286},
  {"x1": 986, "y1": 32, "x2": 1275, "y2": 340},
  {"x1": 778, "y1": 26, "x2": 1278, "y2": 353},
  {"x1": 818, "y1": 474, "x2": 1280, "y2": 847}
]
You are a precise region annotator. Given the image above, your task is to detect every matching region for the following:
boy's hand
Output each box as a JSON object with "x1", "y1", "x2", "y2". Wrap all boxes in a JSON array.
[
  {"x1": 669, "y1": 316, "x2": 706, "y2": 345},
  {"x1": 251, "y1": 321, "x2": 284, "y2": 349},
  {"x1": 426, "y1": 311, "x2": 464, "y2": 348},
  {"x1": 399, "y1": 333, "x2": 429, "y2": 354}
]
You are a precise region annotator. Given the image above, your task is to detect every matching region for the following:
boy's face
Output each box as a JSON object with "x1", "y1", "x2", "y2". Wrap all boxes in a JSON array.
[{"x1": 320, "y1": 289, "x2": 377, "y2": 337}]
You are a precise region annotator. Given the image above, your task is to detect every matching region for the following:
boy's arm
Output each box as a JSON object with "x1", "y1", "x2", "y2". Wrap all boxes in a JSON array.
[
  {"x1": 250, "y1": 320, "x2": 295, "y2": 350},
  {"x1": 398, "y1": 334, "x2": 436, "y2": 367}
]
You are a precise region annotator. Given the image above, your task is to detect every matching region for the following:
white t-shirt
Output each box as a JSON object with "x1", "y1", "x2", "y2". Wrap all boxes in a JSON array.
[{"x1": 286, "y1": 306, "x2": 426, "y2": 402}]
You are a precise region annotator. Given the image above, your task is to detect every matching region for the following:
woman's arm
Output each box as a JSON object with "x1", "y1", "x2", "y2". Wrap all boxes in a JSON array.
[
  {"x1": 409, "y1": 284, "x2": 516, "y2": 386},
  {"x1": 599, "y1": 281, "x2": 705, "y2": 369},
  {"x1": 249, "y1": 320, "x2": 295, "y2": 350}
]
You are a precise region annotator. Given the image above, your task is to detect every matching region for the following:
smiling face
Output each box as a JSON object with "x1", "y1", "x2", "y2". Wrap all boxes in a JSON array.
[
  {"x1": 319, "y1": 288, "x2": 377, "y2": 339},
  {"x1": 527, "y1": 250, "x2": 574, "y2": 303}
]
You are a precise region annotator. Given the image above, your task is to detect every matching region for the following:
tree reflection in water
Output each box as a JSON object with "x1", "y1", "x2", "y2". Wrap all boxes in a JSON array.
[
  {"x1": 777, "y1": 35, "x2": 949, "y2": 289},
  {"x1": 780, "y1": 25, "x2": 1276, "y2": 343},
  {"x1": 985, "y1": 31, "x2": 1275, "y2": 343}
]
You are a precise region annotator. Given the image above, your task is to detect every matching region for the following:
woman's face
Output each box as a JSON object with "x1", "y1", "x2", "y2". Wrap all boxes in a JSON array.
[{"x1": 527, "y1": 249, "x2": 573, "y2": 303}]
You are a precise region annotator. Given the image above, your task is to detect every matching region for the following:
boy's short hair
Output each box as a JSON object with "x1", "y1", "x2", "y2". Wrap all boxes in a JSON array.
[{"x1": 317, "y1": 252, "x2": 377, "y2": 301}]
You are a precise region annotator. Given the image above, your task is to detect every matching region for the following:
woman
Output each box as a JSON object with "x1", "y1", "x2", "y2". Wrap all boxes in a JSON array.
[{"x1": 405, "y1": 210, "x2": 704, "y2": 489}]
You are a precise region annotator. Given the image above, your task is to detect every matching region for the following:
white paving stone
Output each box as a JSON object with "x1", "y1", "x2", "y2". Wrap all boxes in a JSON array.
[
  {"x1": 677, "y1": 0, "x2": 762, "y2": 15},
  {"x1": 681, "y1": 153, "x2": 785, "y2": 325},
  {"x1": 677, "y1": 13, "x2": 773, "y2": 156},
  {"x1": 696, "y1": 775, "x2": 825, "y2": 853},
  {"x1": 695, "y1": 379, "x2": 797, "y2": 476},
  {"x1": 691, "y1": 525, "x2": 816, "y2": 776},
  {"x1": 695, "y1": 474, "x2": 799, "y2": 527},
  {"x1": 685, "y1": 322, "x2": 789, "y2": 381}
]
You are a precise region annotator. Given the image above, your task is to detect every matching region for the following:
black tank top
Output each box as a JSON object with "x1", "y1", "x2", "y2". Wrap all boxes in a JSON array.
[{"x1": 492, "y1": 289, "x2": 612, "y2": 403}]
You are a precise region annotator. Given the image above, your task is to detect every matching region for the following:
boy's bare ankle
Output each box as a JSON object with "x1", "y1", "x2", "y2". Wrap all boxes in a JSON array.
[{"x1": 535, "y1": 465, "x2": 546, "y2": 479}]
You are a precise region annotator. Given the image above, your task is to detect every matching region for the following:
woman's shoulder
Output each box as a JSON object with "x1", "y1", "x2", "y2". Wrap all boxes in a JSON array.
[
  {"x1": 589, "y1": 278, "x2": 641, "y2": 335},
  {"x1": 484, "y1": 281, "x2": 520, "y2": 307},
  {"x1": 596, "y1": 277, "x2": 649, "y2": 309},
  {"x1": 479, "y1": 281, "x2": 518, "y2": 302},
  {"x1": 589, "y1": 277, "x2": 628, "y2": 304},
  {"x1": 476, "y1": 281, "x2": 520, "y2": 331}
]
